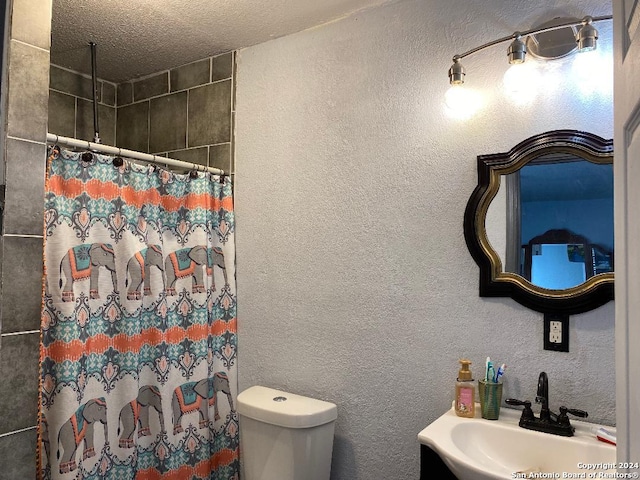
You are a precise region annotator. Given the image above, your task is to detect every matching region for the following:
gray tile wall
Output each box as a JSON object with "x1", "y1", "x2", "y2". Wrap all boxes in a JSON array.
[
  {"x1": 0, "y1": 0, "x2": 4, "y2": 97},
  {"x1": 116, "y1": 52, "x2": 236, "y2": 174},
  {"x1": 48, "y1": 52, "x2": 236, "y2": 174},
  {"x1": 0, "y1": 0, "x2": 53, "y2": 476},
  {"x1": 48, "y1": 65, "x2": 117, "y2": 145},
  {"x1": 1, "y1": 15, "x2": 234, "y2": 478}
]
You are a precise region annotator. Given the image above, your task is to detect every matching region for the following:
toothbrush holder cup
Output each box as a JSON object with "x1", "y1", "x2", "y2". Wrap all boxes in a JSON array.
[{"x1": 478, "y1": 379, "x2": 503, "y2": 420}]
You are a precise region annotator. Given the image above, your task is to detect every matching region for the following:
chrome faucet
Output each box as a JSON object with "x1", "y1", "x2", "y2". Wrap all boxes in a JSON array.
[{"x1": 505, "y1": 371, "x2": 588, "y2": 437}]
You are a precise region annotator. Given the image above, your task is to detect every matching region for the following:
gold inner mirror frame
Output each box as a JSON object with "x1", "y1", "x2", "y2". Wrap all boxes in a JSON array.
[{"x1": 464, "y1": 130, "x2": 614, "y2": 314}]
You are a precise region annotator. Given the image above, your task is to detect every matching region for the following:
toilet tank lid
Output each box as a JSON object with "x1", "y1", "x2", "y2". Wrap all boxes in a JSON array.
[{"x1": 237, "y1": 386, "x2": 337, "y2": 429}]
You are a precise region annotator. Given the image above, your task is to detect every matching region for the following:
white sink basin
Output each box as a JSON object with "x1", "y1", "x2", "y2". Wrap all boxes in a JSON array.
[{"x1": 418, "y1": 404, "x2": 616, "y2": 480}]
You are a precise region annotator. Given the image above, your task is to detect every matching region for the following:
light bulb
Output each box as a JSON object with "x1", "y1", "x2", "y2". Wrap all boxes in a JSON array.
[
  {"x1": 571, "y1": 49, "x2": 613, "y2": 98},
  {"x1": 444, "y1": 85, "x2": 483, "y2": 119},
  {"x1": 503, "y1": 62, "x2": 541, "y2": 106}
]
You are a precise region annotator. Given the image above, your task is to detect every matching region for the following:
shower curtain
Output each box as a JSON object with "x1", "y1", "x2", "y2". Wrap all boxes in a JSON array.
[{"x1": 38, "y1": 148, "x2": 239, "y2": 480}]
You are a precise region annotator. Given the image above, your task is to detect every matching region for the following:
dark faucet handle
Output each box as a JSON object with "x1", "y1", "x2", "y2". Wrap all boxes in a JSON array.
[
  {"x1": 558, "y1": 406, "x2": 588, "y2": 425},
  {"x1": 559, "y1": 406, "x2": 588, "y2": 418},
  {"x1": 505, "y1": 398, "x2": 535, "y2": 420}
]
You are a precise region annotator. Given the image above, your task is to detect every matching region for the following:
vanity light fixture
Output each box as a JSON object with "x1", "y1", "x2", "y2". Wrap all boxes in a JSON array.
[
  {"x1": 447, "y1": 15, "x2": 612, "y2": 85},
  {"x1": 576, "y1": 16, "x2": 598, "y2": 51},
  {"x1": 448, "y1": 57, "x2": 465, "y2": 85},
  {"x1": 507, "y1": 36, "x2": 527, "y2": 64}
]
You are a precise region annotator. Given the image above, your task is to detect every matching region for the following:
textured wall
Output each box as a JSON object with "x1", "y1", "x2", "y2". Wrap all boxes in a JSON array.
[{"x1": 234, "y1": 1, "x2": 614, "y2": 479}]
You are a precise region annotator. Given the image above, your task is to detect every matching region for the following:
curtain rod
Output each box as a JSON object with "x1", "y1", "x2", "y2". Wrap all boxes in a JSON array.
[
  {"x1": 89, "y1": 42, "x2": 100, "y2": 144},
  {"x1": 47, "y1": 133, "x2": 225, "y2": 175}
]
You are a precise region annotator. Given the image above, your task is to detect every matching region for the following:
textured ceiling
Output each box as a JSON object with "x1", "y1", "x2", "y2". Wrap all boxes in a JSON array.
[{"x1": 51, "y1": 0, "x2": 395, "y2": 83}]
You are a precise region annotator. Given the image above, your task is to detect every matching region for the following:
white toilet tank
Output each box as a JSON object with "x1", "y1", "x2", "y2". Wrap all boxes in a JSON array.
[{"x1": 237, "y1": 386, "x2": 338, "y2": 480}]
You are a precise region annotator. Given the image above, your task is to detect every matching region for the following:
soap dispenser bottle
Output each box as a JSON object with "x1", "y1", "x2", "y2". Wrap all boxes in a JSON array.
[{"x1": 455, "y1": 359, "x2": 475, "y2": 418}]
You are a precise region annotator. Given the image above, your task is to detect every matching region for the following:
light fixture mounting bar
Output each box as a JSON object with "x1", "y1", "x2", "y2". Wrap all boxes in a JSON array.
[{"x1": 451, "y1": 15, "x2": 612, "y2": 62}]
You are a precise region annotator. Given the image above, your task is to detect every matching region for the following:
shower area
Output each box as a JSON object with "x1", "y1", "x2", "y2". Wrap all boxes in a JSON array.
[{"x1": 0, "y1": 1, "x2": 239, "y2": 477}]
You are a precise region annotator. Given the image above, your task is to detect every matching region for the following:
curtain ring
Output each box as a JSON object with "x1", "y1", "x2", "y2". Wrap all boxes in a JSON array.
[{"x1": 111, "y1": 147, "x2": 122, "y2": 167}]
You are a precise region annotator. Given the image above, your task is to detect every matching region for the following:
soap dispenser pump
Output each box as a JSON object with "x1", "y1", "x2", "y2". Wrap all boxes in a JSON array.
[{"x1": 455, "y1": 359, "x2": 475, "y2": 418}]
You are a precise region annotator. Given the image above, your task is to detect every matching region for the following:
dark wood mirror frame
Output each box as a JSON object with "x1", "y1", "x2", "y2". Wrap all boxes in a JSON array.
[{"x1": 463, "y1": 130, "x2": 614, "y2": 314}]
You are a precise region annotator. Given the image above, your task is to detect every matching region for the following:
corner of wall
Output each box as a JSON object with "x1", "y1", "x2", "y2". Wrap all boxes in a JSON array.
[
  {"x1": 0, "y1": 0, "x2": 12, "y2": 187},
  {"x1": 0, "y1": 0, "x2": 52, "y2": 476}
]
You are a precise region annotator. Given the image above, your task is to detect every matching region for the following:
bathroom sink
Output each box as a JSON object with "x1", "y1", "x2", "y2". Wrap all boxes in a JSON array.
[{"x1": 418, "y1": 404, "x2": 616, "y2": 480}]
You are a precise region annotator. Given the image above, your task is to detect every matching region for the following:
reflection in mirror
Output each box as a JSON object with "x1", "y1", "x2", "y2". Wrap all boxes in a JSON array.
[
  {"x1": 464, "y1": 130, "x2": 614, "y2": 314},
  {"x1": 492, "y1": 155, "x2": 614, "y2": 290}
]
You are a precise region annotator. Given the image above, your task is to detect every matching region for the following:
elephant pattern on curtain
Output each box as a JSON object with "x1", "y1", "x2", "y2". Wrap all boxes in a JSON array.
[{"x1": 39, "y1": 148, "x2": 239, "y2": 480}]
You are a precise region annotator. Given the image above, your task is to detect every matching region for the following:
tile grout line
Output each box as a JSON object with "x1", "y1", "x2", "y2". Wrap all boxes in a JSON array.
[
  {"x1": 0, "y1": 426, "x2": 37, "y2": 439},
  {"x1": 1, "y1": 330, "x2": 40, "y2": 337},
  {"x1": 186, "y1": 87, "x2": 190, "y2": 151},
  {"x1": 146, "y1": 99, "x2": 151, "y2": 154},
  {"x1": 74, "y1": 97, "x2": 78, "y2": 139},
  {"x1": 51, "y1": 63, "x2": 118, "y2": 88},
  {"x1": 3, "y1": 233, "x2": 44, "y2": 238},
  {"x1": 10, "y1": 38, "x2": 49, "y2": 54},
  {"x1": 49, "y1": 88, "x2": 115, "y2": 108},
  {"x1": 117, "y1": 76, "x2": 231, "y2": 107},
  {"x1": 5, "y1": 136, "x2": 45, "y2": 146}
]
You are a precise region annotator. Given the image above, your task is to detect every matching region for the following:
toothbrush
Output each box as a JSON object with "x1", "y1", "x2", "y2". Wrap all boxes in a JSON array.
[
  {"x1": 487, "y1": 364, "x2": 495, "y2": 384},
  {"x1": 494, "y1": 364, "x2": 506, "y2": 383},
  {"x1": 485, "y1": 357, "x2": 491, "y2": 381},
  {"x1": 486, "y1": 362, "x2": 496, "y2": 382}
]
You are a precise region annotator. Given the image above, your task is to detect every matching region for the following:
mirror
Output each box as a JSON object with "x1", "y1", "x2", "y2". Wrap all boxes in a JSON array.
[{"x1": 464, "y1": 130, "x2": 614, "y2": 314}]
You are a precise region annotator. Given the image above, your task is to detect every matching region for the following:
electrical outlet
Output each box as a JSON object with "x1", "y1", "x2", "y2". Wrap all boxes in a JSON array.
[
  {"x1": 543, "y1": 314, "x2": 569, "y2": 352},
  {"x1": 549, "y1": 321, "x2": 562, "y2": 343}
]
